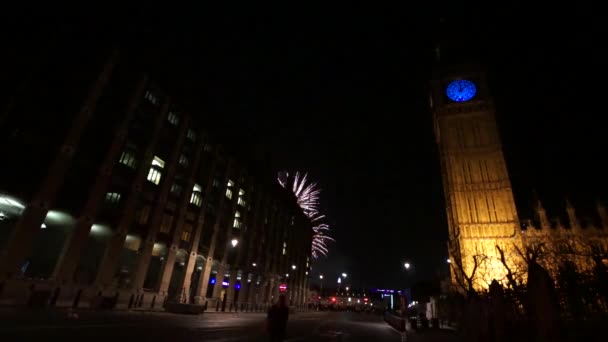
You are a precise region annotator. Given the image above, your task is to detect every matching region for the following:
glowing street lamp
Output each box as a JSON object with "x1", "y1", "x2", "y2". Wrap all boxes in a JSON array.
[
  {"x1": 341, "y1": 272, "x2": 347, "y2": 278},
  {"x1": 404, "y1": 262, "x2": 411, "y2": 270},
  {"x1": 446, "y1": 258, "x2": 451, "y2": 264},
  {"x1": 337, "y1": 277, "x2": 342, "y2": 284},
  {"x1": 231, "y1": 238, "x2": 238, "y2": 247},
  {"x1": 292, "y1": 265, "x2": 296, "y2": 270},
  {"x1": 319, "y1": 274, "x2": 324, "y2": 280}
]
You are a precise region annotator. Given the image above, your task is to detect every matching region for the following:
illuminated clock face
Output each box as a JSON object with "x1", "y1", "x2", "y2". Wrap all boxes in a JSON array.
[{"x1": 446, "y1": 79, "x2": 477, "y2": 102}]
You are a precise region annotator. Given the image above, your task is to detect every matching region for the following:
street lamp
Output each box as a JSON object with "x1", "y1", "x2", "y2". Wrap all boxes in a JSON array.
[
  {"x1": 341, "y1": 272, "x2": 347, "y2": 278},
  {"x1": 446, "y1": 258, "x2": 451, "y2": 264},
  {"x1": 292, "y1": 265, "x2": 297, "y2": 270},
  {"x1": 319, "y1": 274, "x2": 324, "y2": 296},
  {"x1": 252, "y1": 262, "x2": 257, "y2": 267},
  {"x1": 231, "y1": 238, "x2": 238, "y2": 247},
  {"x1": 404, "y1": 262, "x2": 410, "y2": 270}
]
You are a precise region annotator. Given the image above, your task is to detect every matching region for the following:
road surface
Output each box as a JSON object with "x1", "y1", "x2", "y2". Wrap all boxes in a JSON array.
[{"x1": 0, "y1": 309, "x2": 458, "y2": 341}]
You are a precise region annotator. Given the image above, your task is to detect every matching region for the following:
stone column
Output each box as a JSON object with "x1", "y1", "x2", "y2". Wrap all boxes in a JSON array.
[
  {"x1": 266, "y1": 278, "x2": 276, "y2": 304},
  {"x1": 132, "y1": 118, "x2": 190, "y2": 293},
  {"x1": 53, "y1": 75, "x2": 147, "y2": 283},
  {"x1": 211, "y1": 264, "x2": 226, "y2": 299},
  {"x1": 94, "y1": 97, "x2": 169, "y2": 288},
  {"x1": 193, "y1": 257, "x2": 213, "y2": 305},
  {"x1": 226, "y1": 271, "x2": 238, "y2": 307},
  {"x1": 0, "y1": 52, "x2": 119, "y2": 280},
  {"x1": 177, "y1": 160, "x2": 217, "y2": 302}
]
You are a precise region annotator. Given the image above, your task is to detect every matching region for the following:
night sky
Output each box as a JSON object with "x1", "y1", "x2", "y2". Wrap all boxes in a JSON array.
[{"x1": 5, "y1": 4, "x2": 606, "y2": 289}]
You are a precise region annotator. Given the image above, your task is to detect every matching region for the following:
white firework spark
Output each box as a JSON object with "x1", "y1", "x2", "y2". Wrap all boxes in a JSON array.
[{"x1": 278, "y1": 171, "x2": 334, "y2": 258}]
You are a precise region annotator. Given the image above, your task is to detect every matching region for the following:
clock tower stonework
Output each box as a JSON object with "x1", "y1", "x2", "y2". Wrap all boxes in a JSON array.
[{"x1": 430, "y1": 66, "x2": 523, "y2": 290}]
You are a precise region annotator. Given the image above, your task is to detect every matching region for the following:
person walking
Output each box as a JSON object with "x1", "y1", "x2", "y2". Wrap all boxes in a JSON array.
[{"x1": 266, "y1": 295, "x2": 289, "y2": 341}]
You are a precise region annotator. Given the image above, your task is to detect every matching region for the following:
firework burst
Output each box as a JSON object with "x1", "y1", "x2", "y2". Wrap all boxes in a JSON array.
[{"x1": 278, "y1": 171, "x2": 334, "y2": 258}]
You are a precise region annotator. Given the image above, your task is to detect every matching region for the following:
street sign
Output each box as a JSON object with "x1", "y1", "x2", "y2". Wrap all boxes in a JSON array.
[{"x1": 279, "y1": 283, "x2": 287, "y2": 292}]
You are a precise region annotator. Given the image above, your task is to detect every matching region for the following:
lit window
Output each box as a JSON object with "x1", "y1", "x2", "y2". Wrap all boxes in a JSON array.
[
  {"x1": 190, "y1": 184, "x2": 203, "y2": 207},
  {"x1": 226, "y1": 179, "x2": 234, "y2": 199},
  {"x1": 151, "y1": 157, "x2": 165, "y2": 168},
  {"x1": 181, "y1": 223, "x2": 193, "y2": 242},
  {"x1": 118, "y1": 149, "x2": 137, "y2": 169},
  {"x1": 144, "y1": 90, "x2": 159, "y2": 105},
  {"x1": 233, "y1": 211, "x2": 242, "y2": 229},
  {"x1": 160, "y1": 214, "x2": 174, "y2": 233},
  {"x1": 167, "y1": 111, "x2": 179, "y2": 126},
  {"x1": 237, "y1": 189, "x2": 246, "y2": 207},
  {"x1": 105, "y1": 192, "x2": 121, "y2": 204},
  {"x1": 137, "y1": 206, "x2": 151, "y2": 225},
  {"x1": 147, "y1": 156, "x2": 165, "y2": 185},
  {"x1": 179, "y1": 154, "x2": 189, "y2": 167},
  {"x1": 282, "y1": 242, "x2": 287, "y2": 255},
  {"x1": 187, "y1": 129, "x2": 196, "y2": 142},
  {"x1": 170, "y1": 182, "x2": 182, "y2": 195}
]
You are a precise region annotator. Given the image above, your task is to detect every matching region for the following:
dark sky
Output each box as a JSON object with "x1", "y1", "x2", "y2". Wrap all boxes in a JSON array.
[{"x1": 6, "y1": 4, "x2": 606, "y2": 289}]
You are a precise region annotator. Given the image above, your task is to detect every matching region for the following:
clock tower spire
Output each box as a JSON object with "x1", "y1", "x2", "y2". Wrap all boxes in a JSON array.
[{"x1": 430, "y1": 64, "x2": 523, "y2": 291}]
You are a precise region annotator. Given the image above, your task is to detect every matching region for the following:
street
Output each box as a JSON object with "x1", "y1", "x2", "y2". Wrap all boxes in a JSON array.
[{"x1": 0, "y1": 309, "x2": 458, "y2": 341}]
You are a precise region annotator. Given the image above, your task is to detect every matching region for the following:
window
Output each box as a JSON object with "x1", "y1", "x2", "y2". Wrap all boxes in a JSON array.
[
  {"x1": 137, "y1": 206, "x2": 151, "y2": 225},
  {"x1": 233, "y1": 211, "x2": 242, "y2": 229},
  {"x1": 170, "y1": 182, "x2": 183, "y2": 195},
  {"x1": 118, "y1": 148, "x2": 137, "y2": 169},
  {"x1": 179, "y1": 154, "x2": 189, "y2": 167},
  {"x1": 190, "y1": 184, "x2": 203, "y2": 206},
  {"x1": 282, "y1": 242, "x2": 287, "y2": 255},
  {"x1": 144, "y1": 90, "x2": 159, "y2": 105},
  {"x1": 147, "y1": 156, "x2": 165, "y2": 185},
  {"x1": 105, "y1": 192, "x2": 121, "y2": 204},
  {"x1": 181, "y1": 223, "x2": 193, "y2": 242},
  {"x1": 212, "y1": 178, "x2": 221, "y2": 188},
  {"x1": 237, "y1": 189, "x2": 246, "y2": 207},
  {"x1": 167, "y1": 111, "x2": 179, "y2": 126},
  {"x1": 226, "y1": 180, "x2": 234, "y2": 199},
  {"x1": 187, "y1": 129, "x2": 196, "y2": 142},
  {"x1": 160, "y1": 214, "x2": 174, "y2": 233}
]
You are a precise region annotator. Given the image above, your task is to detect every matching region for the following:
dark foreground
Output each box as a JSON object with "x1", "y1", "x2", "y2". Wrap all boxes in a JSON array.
[{"x1": 0, "y1": 309, "x2": 458, "y2": 341}]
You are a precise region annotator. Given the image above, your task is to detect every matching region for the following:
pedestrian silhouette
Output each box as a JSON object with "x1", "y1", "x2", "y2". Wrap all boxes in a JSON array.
[{"x1": 266, "y1": 295, "x2": 289, "y2": 341}]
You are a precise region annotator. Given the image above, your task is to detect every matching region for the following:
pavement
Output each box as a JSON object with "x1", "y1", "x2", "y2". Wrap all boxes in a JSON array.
[{"x1": 0, "y1": 308, "x2": 459, "y2": 341}]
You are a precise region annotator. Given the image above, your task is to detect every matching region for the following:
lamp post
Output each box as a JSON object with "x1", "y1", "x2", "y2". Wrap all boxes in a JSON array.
[{"x1": 319, "y1": 274, "x2": 324, "y2": 296}]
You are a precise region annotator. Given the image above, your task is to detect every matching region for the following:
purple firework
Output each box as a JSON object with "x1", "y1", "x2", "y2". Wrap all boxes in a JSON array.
[{"x1": 278, "y1": 171, "x2": 334, "y2": 258}]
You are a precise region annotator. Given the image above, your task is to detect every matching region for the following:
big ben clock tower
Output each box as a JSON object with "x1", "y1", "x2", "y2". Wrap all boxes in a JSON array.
[{"x1": 431, "y1": 63, "x2": 523, "y2": 290}]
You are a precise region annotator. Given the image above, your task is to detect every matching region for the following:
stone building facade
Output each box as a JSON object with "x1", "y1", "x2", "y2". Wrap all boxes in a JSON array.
[{"x1": 0, "y1": 48, "x2": 312, "y2": 309}]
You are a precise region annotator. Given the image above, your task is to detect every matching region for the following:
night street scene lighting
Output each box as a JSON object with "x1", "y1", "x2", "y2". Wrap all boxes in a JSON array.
[{"x1": 0, "y1": 5, "x2": 605, "y2": 342}]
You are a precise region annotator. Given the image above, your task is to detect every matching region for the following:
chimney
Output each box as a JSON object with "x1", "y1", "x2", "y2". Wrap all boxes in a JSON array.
[
  {"x1": 565, "y1": 200, "x2": 580, "y2": 231},
  {"x1": 597, "y1": 202, "x2": 608, "y2": 229},
  {"x1": 535, "y1": 200, "x2": 550, "y2": 230}
]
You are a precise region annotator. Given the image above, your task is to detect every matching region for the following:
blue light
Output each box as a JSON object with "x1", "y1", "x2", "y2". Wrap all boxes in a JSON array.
[
  {"x1": 235, "y1": 283, "x2": 241, "y2": 290},
  {"x1": 446, "y1": 79, "x2": 477, "y2": 102},
  {"x1": 210, "y1": 278, "x2": 216, "y2": 285}
]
